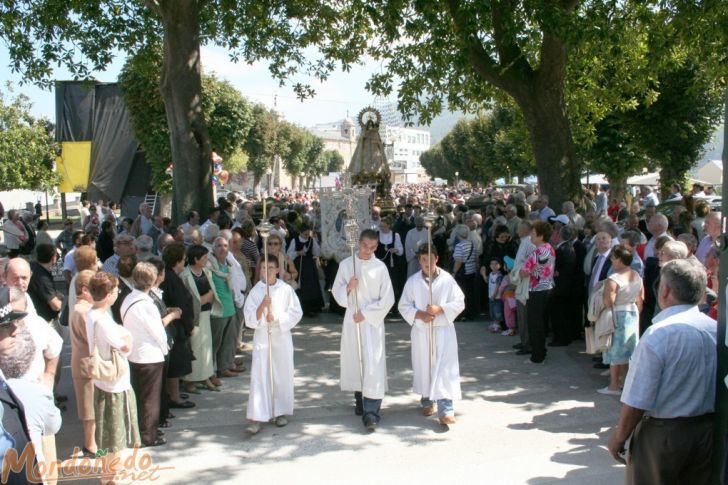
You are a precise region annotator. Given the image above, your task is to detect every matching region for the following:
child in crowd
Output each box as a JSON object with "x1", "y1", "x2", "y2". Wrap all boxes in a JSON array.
[
  {"x1": 500, "y1": 257, "x2": 517, "y2": 336},
  {"x1": 486, "y1": 257, "x2": 504, "y2": 333}
]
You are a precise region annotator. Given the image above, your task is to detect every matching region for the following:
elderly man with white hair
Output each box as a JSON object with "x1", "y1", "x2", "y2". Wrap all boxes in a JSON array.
[
  {"x1": 695, "y1": 211, "x2": 721, "y2": 264},
  {"x1": 643, "y1": 214, "x2": 672, "y2": 259},
  {"x1": 130, "y1": 202, "x2": 153, "y2": 237},
  {"x1": 218, "y1": 229, "x2": 248, "y2": 360},
  {"x1": 203, "y1": 224, "x2": 220, "y2": 252},
  {"x1": 608, "y1": 259, "x2": 716, "y2": 484},
  {"x1": 101, "y1": 234, "x2": 136, "y2": 276},
  {"x1": 5, "y1": 258, "x2": 38, "y2": 316},
  {"x1": 0, "y1": 287, "x2": 62, "y2": 473},
  {"x1": 134, "y1": 234, "x2": 154, "y2": 262},
  {"x1": 207, "y1": 236, "x2": 244, "y2": 379},
  {"x1": 561, "y1": 201, "x2": 585, "y2": 231}
]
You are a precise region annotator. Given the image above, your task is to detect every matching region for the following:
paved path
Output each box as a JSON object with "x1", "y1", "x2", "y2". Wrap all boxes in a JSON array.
[{"x1": 54, "y1": 313, "x2": 624, "y2": 484}]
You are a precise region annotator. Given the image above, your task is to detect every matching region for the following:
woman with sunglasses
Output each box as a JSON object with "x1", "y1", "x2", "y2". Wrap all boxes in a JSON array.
[{"x1": 254, "y1": 233, "x2": 298, "y2": 287}]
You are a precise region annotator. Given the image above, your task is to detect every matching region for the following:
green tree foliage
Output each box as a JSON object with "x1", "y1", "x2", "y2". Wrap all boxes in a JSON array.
[
  {"x1": 119, "y1": 44, "x2": 253, "y2": 193},
  {"x1": 323, "y1": 150, "x2": 345, "y2": 173},
  {"x1": 419, "y1": 104, "x2": 535, "y2": 185},
  {"x1": 419, "y1": 145, "x2": 449, "y2": 182},
  {"x1": 625, "y1": 64, "x2": 724, "y2": 197},
  {"x1": 583, "y1": 115, "x2": 648, "y2": 203},
  {"x1": 0, "y1": 87, "x2": 58, "y2": 191},
  {"x1": 0, "y1": 0, "x2": 366, "y2": 221},
  {"x1": 302, "y1": 136, "x2": 327, "y2": 186},
  {"x1": 279, "y1": 122, "x2": 309, "y2": 186},
  {"x1": 356, "y1": 0, "x2": 724, "y2": 209},
  {"x1": 245, "y1": 104, "x2": 280, "y2": 188}
]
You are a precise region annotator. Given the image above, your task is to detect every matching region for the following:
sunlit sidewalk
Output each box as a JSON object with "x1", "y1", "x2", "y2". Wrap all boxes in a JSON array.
[{"x1": 55, "y1": 312, "x2": 624, "y2": 484}]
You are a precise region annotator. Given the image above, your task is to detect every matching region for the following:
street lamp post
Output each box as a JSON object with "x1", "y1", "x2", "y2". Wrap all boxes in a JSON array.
[{"x1": 455, "y1": 171, "x2": 459, "y2": 188}]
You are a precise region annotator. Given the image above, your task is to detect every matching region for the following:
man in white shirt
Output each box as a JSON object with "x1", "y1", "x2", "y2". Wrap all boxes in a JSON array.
[
  {"x1": 62, "y1": 231, "x2": 84, "y2": 285},
  {"x1": 643, "y1": 214, "x2": 672, "y2": 259},
  {"x1": 642, "y1": 187, "x2": 660, "y2": 207},
  {"x1": 608, "y1": 259, "x2": 716, "y2": 484},
  {"x1": 5, "y1": 258, "x2": 38, "y2": 317}
]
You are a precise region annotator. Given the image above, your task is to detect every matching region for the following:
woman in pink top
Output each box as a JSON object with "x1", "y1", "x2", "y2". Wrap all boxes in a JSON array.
[{"x1": 520, "y1": 221, "x2": 555, "y2": 364}]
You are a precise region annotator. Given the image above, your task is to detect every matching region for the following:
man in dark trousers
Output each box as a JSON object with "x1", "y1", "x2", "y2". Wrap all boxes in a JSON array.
[
  {"x1": 608, "y1": 259, "x2": 716, "y2": 484},
  {"x1": 549, "y1": 225, "x2": 576, "y2": 346}
]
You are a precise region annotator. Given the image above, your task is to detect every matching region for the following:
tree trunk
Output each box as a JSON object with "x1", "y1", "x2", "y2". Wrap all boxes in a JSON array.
[
  {"x1": 253, "y1": 174, "x2": 261, "y2": 195},
  {"x1": 516, "y1": 88, "x2": 581, "y2": 212},
  {"x1": 659, "y1": 160, "x2": 690, "y2": 201},
  {"x1": 606, "y1": 174, "x2": 628, "y2": 206},
  {"x1": 158, "y1": 0, "x2": 213, "y2": 224}
]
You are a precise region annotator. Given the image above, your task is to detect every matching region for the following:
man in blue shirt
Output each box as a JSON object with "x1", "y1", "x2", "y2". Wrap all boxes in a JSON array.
[{"x1": 607, "y1": 259, "x2": 716, "y2": 484}]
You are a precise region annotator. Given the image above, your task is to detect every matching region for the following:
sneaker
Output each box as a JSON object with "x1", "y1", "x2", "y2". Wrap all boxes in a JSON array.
[
  {"x1": 439, "y1": 415, "x2": 456, "y2": 426},
  {"x1": 422, "y1": 404, "x2": 436, "y2": 417},
  {"x1": 245, "y1": 422, "x2": 261, "y2": 434},
  {"x1": 275, "y1": 416, "x2": 288, "y2": 427},
  {"x1": 513, "y1": 343, "x2": 524, "y2": 350},
  {"x1": 364, "y1": 416, "x2": 377, "y2": 432},
  {"x1": 597, "y1": 387, "x2": 621, "y2": 396}
]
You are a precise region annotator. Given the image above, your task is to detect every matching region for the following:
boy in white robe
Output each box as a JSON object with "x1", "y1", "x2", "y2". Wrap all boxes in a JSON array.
[
  {"x1": 243, "y1": 257, "x2": 303, "y2": 434},
  {"x1": 399, "y1": 245, "x2": 465, "y2": 425},
  {"x1": 332, "y1": 229, "x2": 395, "y2": 431}
]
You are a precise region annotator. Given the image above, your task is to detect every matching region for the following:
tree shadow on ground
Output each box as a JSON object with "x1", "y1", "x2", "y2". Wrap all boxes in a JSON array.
[{"x1": 53, "y1": 312, "x2": 622, "y2": 483}]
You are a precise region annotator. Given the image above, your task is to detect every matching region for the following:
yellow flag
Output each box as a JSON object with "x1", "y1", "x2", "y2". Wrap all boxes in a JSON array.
[{"x1": 56, "y1": 141, "x2": 92, "y2": 192}]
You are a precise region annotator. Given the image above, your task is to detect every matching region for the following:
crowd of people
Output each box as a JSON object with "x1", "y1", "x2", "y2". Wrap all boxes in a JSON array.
[{"x1": 0, "y1": 178, "x2": 721, "y2": 484}]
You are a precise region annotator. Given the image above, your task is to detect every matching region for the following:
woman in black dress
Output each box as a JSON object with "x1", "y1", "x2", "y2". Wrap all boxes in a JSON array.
[
  {"x1": 375, "y1": 217, "x2": 405, "y2": 308},
  {"x1": 287, "y1": 223, "x2": 324, "y2": 316},
  {"x1": 159, "y1": 243, "x2": 196, "y2": 412}
]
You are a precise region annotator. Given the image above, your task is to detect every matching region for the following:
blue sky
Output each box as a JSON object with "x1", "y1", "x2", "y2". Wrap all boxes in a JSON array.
[{"x1": 0, "y1": 45, "x2": 384, "y2": 127}]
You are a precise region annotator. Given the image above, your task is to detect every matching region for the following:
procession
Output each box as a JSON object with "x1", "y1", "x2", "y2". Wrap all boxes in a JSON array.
[{"x1": 1, "y1": 1, "x2": 727, "y2": 484}]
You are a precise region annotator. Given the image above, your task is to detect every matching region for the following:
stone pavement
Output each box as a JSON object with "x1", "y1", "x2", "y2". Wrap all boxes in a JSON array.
[{"x1": 54, "y1": 312, "x2": 625, "y2": 484}]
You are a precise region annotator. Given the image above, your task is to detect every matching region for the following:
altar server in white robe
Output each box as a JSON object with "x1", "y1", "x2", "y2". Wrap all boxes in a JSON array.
[
  {"x1": 332, "y1": 229, "x2": 395, "y2": 431},
  {"x1": 399, "y1": 245, "x2": 465, "y2": 426},
  {"x1": 244, "y1": 257, "x2": 303, "y2": 434}
]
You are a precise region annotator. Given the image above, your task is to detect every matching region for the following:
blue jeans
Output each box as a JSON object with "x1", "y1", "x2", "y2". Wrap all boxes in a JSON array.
[
  {"x1": 355, "y1": 392, "x2": 381, "y2": 424},
  {"x1": 489, "y1": 299, "x2": 504, "y2": 322},
  {"x1": 420, "y1": 397, "x2": 454, "y2": 418}
]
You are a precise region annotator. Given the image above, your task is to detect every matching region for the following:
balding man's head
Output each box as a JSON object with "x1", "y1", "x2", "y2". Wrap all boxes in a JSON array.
[
  {"x1": 648, "y1": 214, "x2": 669, "y2": 236},
  {"x1": 5, "y1": 259, "x2": 31, "y2": 292}
]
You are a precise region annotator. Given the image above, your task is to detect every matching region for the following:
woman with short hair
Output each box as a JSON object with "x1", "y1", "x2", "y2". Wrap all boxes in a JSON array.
[
  {"x1": 69, "y1": 269, "x2": 98, "y2": 457},
  {"x1": 519, "y1": 220, "x2": 555, "y2": 364},
  {"x1": 180, "y1": 245, "x2": 221, "y2": 392},
  {"x1": 86, "y1": 272, "x2": 140, "y2": 479},
  {"x1": 121, "y1": 263, "x2": 179, "y2": 447},
  {"x1": 598, "y1": 246, "x2": 643, "y2": 395}
]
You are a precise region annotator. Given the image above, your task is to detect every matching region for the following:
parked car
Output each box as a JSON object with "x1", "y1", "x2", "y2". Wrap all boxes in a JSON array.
[{"x1": 635, "y1": 196, "x2": 721, "y2": 219}]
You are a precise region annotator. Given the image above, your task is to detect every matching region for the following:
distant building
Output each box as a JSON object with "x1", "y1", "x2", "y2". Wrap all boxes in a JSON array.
[
  {"x1": 382, "y1": 125, "x2": 431, "y2": 184},
  {"x1": 308, "y1": 111, "x2": 431, "y2": 184},
  {"x1": 307, "y1": 117, "x2": 358, "y2": 168}
]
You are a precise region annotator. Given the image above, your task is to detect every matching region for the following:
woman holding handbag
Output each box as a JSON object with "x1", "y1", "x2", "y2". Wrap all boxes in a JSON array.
[
  {"x1": 69, "y1": 270, "x2": 98, "y2": 458},
  {"x1": 121, "y1": 262, "x2": 179, "y2": 447},
  {"x1": 85, "y1": 272, "x2": 140, "y2": 483},
  {"x1": 597, "y1": 246, "x2": 643, "y2": 395}
]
